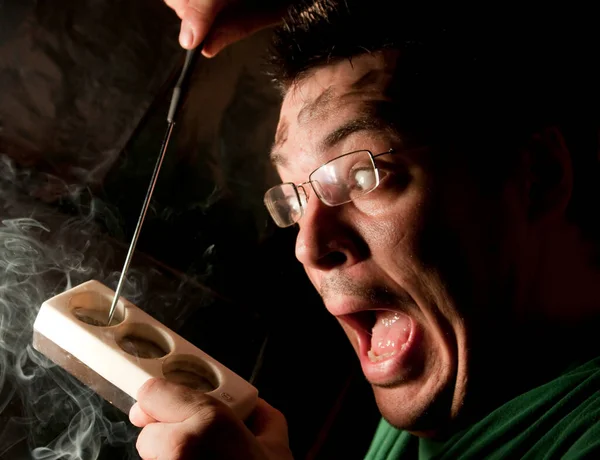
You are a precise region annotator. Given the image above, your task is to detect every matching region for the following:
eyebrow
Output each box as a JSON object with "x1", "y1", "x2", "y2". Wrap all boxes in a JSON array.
[
  {"x1": 318, "y1": 114, "x2": 392, "y2": 152},
  {"x1": 270, "y1": 100, "x2": 401, "y2": 167}
]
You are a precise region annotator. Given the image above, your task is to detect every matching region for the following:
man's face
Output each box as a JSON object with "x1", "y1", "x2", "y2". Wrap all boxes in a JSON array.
[{"x1": 272, "y1": 51, "x2": 531, "y2": 432}]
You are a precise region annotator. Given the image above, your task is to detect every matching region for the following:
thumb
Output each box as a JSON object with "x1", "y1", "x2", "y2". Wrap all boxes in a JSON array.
[
  {"x1": 179, "y1": 1, "x2": 227, "y2": 50},
  {"x1": 248, "y1": 398, "x2": 289, "y2": 444}
]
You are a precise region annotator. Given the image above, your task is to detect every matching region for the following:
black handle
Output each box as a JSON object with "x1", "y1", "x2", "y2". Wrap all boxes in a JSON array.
[{"x1": 167, "y1": 44, "x2": 202, "y2": 123}]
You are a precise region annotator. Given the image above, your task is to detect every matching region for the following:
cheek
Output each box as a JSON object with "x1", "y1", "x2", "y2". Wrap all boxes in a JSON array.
[
  {"x1": 360, "y1": 170, "x2": 430, "y2": 256},
  {"x1": 360, "y1": 187, "x2": 463, "y2": 360},
  {"x1": 358, "y1": 182, "x2": 433, "y2": 284},
  {"x1": 358, "y1": 169, "x2": 510, "y2": 315},
  {"x1": 417, "y1": 177, "x2": 526, "y2": 322}
]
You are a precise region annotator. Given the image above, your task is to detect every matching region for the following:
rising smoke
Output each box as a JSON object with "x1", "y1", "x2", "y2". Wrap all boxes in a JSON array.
[{"x1": 0, "y1": 154, "x2": 147, "y2": 460}]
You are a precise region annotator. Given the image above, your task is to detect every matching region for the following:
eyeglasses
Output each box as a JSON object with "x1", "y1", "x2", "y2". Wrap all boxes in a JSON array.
[{"x1": 264, "y1": 148, "x2": 396, "y2": 228}]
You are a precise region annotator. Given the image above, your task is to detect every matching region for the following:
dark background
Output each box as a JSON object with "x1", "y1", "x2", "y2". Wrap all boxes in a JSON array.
[{"x1": 0, "y1": 0, "x2": 379, "y2": 458}]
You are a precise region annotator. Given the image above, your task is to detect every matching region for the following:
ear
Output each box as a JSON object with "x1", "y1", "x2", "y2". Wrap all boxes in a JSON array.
[{"x1": 523, "y1": 126, "x2": 573, "y2": 223}]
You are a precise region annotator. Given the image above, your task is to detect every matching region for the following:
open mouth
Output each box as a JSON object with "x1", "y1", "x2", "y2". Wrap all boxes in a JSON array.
[
  {"x1": 340, "y1": 307, "x2": 421, "y2": 385},
  {"x1": 351, "y1": 310, "x2": 412, "y2": 362}
]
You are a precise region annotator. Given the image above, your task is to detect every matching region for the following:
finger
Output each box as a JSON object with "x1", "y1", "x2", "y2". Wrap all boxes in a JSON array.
[
  {"x1": 179, "y1": 0, "x2": 228, "y2": 49},
  {"x1": 202, "y1": 5, "x2": 285, "y2": 57},
  {"x1": 248, "y1": 398, "x2": 289, "y2": 444},
  {"x1": 136, "y1": 422, "x2": 194, "y2": 460},
  {"x1": 129, "y1": 402, "x2": 157, "y2": 428},
  {"x1": 136, "y1": 378, "x2": 212, "y2": 423}
]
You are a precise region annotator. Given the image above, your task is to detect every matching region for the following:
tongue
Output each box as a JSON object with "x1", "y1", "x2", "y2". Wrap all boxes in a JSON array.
[{"x1": 369, "y1": 311, "x2": 411, "y2": 361}]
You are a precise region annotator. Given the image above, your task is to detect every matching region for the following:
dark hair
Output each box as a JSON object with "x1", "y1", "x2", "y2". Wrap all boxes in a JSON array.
[{"x1": 268, "y1": 0, "x2": 600, "y2": 239}]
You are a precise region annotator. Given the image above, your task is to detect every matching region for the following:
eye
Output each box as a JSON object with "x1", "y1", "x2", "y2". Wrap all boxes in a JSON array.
[
  {"x1": 287, "y1": 195, "x2": 302, "y2": 213},
  {"x1": 351, "y1": 168, "x2": 378, "y2": 191},
  {"x1": 272, "y1": 195, "x2": 300, "y2": 215}
]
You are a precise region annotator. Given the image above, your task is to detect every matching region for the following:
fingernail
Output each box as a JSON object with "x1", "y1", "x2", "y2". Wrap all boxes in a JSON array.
[{"x1": 179, "y1": 20, "x2": 194, "y2": 49}]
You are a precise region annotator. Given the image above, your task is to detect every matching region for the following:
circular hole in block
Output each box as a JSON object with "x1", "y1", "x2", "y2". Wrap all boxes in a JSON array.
[
  {"x1": 70, "y1": 291, "x2": 125, "y2": 327},
  {"x1": 117, "y1": 323, "x2": 173, "y2": 359},
  {"x1": 162, "y1": 355, "x2": 219, "y2": 392}
]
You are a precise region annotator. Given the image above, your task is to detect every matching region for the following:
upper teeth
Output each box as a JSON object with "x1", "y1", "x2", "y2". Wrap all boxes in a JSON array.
[{"x1": 379, "y1": 312, "x2": 402, "y2": 328}]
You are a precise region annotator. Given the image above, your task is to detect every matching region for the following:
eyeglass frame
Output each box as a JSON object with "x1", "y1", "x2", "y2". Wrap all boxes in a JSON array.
[{"x1": 264, "y1": 148, "x2": 396, "y2": 227}]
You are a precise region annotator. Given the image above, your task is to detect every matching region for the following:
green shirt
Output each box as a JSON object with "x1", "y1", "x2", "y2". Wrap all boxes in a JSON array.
[{"x1": 365, "y1": 356, "x2": 600, "y2": 459}]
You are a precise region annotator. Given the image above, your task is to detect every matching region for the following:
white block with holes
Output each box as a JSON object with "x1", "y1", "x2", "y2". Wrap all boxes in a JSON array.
[{"x1": 32, "y1": 280, "x2": 258, "y2": 420}]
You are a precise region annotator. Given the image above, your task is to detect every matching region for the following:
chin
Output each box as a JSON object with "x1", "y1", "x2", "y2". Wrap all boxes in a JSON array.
[
  {"x1": 372, "y1": 371, "x2": 458, "y2": 435},
  {"x1": 341, "y1": 319, "x2": 460, "y2": 433}
]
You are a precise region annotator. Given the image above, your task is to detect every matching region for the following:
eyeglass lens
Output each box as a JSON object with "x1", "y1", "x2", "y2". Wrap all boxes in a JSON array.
[{"x1": 264, "y1": 150, "x2": 379, "y2": 228}]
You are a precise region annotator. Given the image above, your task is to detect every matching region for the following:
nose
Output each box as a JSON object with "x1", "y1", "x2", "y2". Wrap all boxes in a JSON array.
[{"x1": 295, "y1": 196, "x2": 367, "y2": 271}]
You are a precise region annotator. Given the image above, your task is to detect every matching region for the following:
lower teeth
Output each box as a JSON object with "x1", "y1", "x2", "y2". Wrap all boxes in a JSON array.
[{"x1": 368, "y1": 350, "x2": 396, "y2": 362}]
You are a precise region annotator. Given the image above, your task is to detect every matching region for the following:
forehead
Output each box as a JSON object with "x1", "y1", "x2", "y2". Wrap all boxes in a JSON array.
[{"x1": 274, "y1": 51, "x2": 400, "y2": 155}]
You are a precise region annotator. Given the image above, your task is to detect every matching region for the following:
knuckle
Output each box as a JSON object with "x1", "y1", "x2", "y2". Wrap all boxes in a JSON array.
[
  {"x1": 137, "y1": 377, "x2": 159, "y2": 401},
  {"x1": 167, "y1": 385, "x2": 219, "y2": 421},
  {"x1": 175, "y1": 385, "x2": 207, "y2": 410},
  {"x1": 195, "y1": 398, "x2": 224, "y2": 421},
  {"x1": 194, "y1": 404, "x2": 220, "y2": 425},
  {"x1": 192, "y1": 400, "x2": 235, "y2": 434}
]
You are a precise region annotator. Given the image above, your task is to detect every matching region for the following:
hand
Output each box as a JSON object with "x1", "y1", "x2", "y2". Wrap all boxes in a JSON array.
[
  {"x1": 130, "y1": 378, "x2": 293, "y2": 460},
  {"x1": 163, "y1": 0, "x2": 291, "y2": 56}
]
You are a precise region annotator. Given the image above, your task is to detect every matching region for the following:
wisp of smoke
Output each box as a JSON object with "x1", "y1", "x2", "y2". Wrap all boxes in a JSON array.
[{"x1": 0, "y1": 154, "x2": 142, "y2": 459}]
